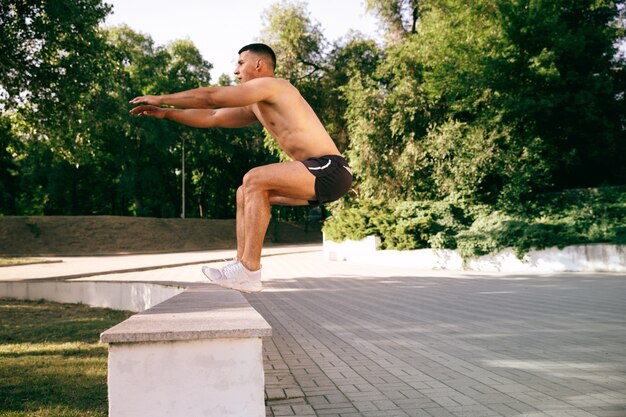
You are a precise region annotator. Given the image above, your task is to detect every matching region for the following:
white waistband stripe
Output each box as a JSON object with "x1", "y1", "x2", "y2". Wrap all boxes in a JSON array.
[{"x1": 307, "y1": 159, "x2": 333, "y2": 171}]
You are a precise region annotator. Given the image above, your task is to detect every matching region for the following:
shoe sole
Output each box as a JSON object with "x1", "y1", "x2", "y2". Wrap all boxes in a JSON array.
[
  {"x1": 217, "y1": 280, "x2": 262, "y2": 293},
  {"x1": 201, "y1": 266, "x2": 262, "y2": 293}
]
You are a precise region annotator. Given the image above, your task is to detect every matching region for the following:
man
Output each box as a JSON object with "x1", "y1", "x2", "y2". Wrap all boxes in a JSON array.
[{"x1": 129, "y1": 43, "x2": 352, "y2": 293}]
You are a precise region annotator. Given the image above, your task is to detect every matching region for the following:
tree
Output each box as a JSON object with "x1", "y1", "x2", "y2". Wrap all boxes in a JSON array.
[
  {"x1": 1, "y1": 0, "x2": 113, "y2": 214},
  {"x1": 493, "y1": 0, "x2": 626, "y2": 190},
  {"x1": 260, "y1": 0, "x2": 326, "y2": 82},
  {"x1": 0, "y1": 117, "x2": 20, "y2": 214},
  {"x1": 343, "y1": 0, "x2": 626, "y2": 207},
  {"x1": 341, "y1": 33, "x2": 433, "y2": 201},
  {"x1": 103, "y1": 27, "x2": 271, "y2": 218},
  {"x1": 3, "y1": 21, "x2": 264, "y2": 218},
  {"x1": 0, "y1": 0, "x2": 111, "y2": 112},
  {"x1": 417, "y1": 0, "x2": 626, "y2": 203},
  {"x1": 366, "y1": 0, "x2": 421, "y2": 43},
  {"x1": 325, "y1": 35, "x2": 383, "y2": 152}
]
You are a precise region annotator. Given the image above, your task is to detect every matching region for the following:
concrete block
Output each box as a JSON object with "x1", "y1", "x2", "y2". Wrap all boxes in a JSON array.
[
  {"x1": 108, "y1": 338, "x2": 265, "y2": 417},
  {"x1": 101, "y1": 284, "x2": 272, "y2": 417}
]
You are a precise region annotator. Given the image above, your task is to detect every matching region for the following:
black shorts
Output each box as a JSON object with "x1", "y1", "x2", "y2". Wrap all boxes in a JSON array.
[{"x1": 301, "y1": 155, "x2": 353, "y2": 206}]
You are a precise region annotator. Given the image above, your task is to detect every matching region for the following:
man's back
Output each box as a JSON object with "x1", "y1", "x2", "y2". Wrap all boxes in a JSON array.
[{"x1": 247, "y1": 78, "x2": 340, "y2": 161}]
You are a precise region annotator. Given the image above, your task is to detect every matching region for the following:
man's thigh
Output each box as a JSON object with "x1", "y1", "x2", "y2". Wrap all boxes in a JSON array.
[{"x1": 244, "y1": 161, "x2": 316, "y2": 201}]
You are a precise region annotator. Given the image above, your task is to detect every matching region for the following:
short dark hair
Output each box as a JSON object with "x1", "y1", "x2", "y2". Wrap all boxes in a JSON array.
[{"x1": 238, "y1": 43, "x2": 276, "y2": 70}]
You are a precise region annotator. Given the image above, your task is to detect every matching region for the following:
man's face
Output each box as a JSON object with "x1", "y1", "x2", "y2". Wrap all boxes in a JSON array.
[{"x1": 234, "y1": 51, "x2": 259, "y2": 83}]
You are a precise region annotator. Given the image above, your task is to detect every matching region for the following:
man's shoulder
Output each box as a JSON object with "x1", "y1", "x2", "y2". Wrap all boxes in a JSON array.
[
  {"x1": 247, "y1": 77, "x2": 292, "y2": 89},
  {"x1": 246, "y1": 77, "x2": 299, "y2": 104}
]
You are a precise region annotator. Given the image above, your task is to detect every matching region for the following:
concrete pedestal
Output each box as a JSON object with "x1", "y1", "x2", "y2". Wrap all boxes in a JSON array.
[{"x1": 101, "y1": 285, "x2": 271, "y2": 417}]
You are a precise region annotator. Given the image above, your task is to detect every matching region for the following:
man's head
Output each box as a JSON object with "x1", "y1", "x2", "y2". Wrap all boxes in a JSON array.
[{"x1": 235, "y1": 43, "x2": 276, "y2": 82}]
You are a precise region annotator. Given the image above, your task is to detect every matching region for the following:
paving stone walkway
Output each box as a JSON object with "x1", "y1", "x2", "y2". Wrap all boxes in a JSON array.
[{"x1": 247, "y1": 252, "x2": 626, "y2": 417}]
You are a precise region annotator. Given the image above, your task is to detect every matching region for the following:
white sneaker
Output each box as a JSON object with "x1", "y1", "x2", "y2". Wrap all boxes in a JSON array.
[{"x1": 202, "y1": 261, "x2": 262, "y2": 293}]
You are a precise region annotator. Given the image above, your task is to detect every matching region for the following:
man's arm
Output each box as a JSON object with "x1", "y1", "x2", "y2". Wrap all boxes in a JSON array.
[
  {"x1": 129, "y1": 78, "x2": 284, "y2": 109},
  {"x1": 129, "y1": 105, "x2": 258, "y2": 128},
  {"x1": 129, "y1": 88, "x2": 211, "y2": 109}
]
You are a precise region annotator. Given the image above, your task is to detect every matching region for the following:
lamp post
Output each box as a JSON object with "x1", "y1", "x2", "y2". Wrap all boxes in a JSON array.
[{"x1": 181, "y1": 135, "x2": 185, "y2": 219}]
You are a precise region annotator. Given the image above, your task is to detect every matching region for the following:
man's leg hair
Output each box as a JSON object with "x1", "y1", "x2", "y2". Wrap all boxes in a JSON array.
[{"x1": 238, "y1": 161, "x2": 316, "y2": 271}]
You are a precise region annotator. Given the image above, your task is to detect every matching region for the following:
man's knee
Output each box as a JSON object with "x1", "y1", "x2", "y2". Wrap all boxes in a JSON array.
[
  {"x1": 236, "y1": 185, "x2": 245, "y2": 203},
  {"x1": 242, "y1": 167, "x2": 264, "y2": 190}
]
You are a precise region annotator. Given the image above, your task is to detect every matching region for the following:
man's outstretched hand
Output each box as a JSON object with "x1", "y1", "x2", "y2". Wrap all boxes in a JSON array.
[
  {"x1": 129, "y1": 95, "x2": 161, "y2": 106},
  {"x1": 129, "y1": 105, "x2": 167, "y2": 119}
]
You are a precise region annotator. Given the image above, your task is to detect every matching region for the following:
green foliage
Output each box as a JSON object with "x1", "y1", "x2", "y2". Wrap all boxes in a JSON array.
[
  {"x1": 2, "y1": 15, "x2": 272, "y2": 218},
  {"x1": 366, "y1": 0, "x2": 420, "y2": 42},
  {"x1": 455, "y1": 212, "x2": 573, "y2": 259},
  {"x1": 260, "y1": 0, "x2": 325, "y2": 83},
  {"x1": 343, "y1": 0, "x2": 626, "y2": 207},
  {"x1": 490, "y1": 0, "x2": 626, "y2": 190},
  {"x1": 324, "y1": 186, "x2": 626, "y2": 258},
  {"x1": 322, "y1": 201, "x2": 390, "y2": 243},
  {"x1": 0, "y1": 117, "x2": 20, "y2": 214},
  {"x1": 343, "y1": 35, "x2": 432, "y2": 200},
  {"x1": 455, "y1": 191, "x2": 626, "y2": 259},
  {"x1": 330, "y1": 0, "x2": 625, "y2": 258},
  {"x1": 324, "y1": 36, "x2": 382, "y2": 152},
  {"x1": 323, "y1": 199, "x2": 468, "y2": 250},
  {"x1": 0, "y1": 0, "x2": 112, "y2": 112},
  {"x1": 381, "y1": 201, "x2": 468, "y2": 250}
]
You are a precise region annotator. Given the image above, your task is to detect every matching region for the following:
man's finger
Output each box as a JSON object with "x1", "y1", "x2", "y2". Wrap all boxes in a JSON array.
[{"x1": 129, "y1": 106, "x2": 150, "y2": 115}]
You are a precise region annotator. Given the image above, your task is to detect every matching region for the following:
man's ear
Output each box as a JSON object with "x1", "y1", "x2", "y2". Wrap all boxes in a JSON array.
[{"x1": 256, "y1": 59, "x2": 262, "y2": 71}]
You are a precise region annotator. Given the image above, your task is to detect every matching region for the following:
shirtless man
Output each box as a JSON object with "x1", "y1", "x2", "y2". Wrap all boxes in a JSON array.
[{"x1": 129, "y1": 43, "x2": 352, "y2": 292}]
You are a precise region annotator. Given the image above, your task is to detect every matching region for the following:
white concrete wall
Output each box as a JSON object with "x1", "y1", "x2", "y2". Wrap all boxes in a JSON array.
[
  {"x1": 323, "y1": 235, "x2": 381, "y2": 261},
  {"x1": 0, "y1": 280, "x2": 184, "y2": 312},
  {"x1": 323, "y1": 235, "x2": 626, "y2": 273},
  {"x1": 465, "y1": 244, "x2": 626, "y2": 272},
  {"x1": 108, "y1": 338, "x2": 266, "y2": 417}
]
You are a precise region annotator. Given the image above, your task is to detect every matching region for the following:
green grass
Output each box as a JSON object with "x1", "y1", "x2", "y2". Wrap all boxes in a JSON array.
[
  {"x1": 0, "y1": 258, "x2": 47, "y2": 266},
  {"x1": 0, "y1": 299, "x2": 133, "y2": 417}
]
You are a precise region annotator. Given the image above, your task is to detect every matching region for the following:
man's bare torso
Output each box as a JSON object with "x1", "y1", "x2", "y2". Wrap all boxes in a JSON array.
[{"x1": 247, "y1": 79, "x2": 340, "y2": 162}]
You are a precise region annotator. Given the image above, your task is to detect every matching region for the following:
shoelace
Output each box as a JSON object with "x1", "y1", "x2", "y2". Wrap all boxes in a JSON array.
[
  {"x1": 222, "y1": 262, "x2": 244, "y2": 279},
  {"x1": 222, "y1": 257, "x2": 238, "y2": 264}
]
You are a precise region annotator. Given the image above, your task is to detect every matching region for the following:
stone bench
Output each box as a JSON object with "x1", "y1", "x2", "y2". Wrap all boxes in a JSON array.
[{"x1": 100, "y1": 284, "x2": 271, "y2": 417}]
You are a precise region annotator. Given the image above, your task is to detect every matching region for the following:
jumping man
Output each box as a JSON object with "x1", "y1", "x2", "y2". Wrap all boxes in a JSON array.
[{"x1": 129, "y1": 43, "x2": 352, "y2": 292}]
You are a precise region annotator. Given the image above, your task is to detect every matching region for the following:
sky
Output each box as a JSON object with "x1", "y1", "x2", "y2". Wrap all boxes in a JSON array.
[{"x1": 103, "y1": 0, "x2": 382, "y2": 81}]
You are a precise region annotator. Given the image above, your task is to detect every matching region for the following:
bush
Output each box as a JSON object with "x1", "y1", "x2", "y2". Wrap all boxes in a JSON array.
[
  {"x1": 323, "y1": 200, "x2": 468, "y2": 250},
  {"x1": 455, "y1": 212, "x2": 577, "y2": 259},
  {"x1": 323, "y1": 186, "x2": 626, "y2": 259},
  {"x1": 322, "y1": 201, "x2": 392, "y2": 243}
]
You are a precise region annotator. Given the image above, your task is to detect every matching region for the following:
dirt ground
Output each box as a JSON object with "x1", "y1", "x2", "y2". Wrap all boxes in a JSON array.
[{"x1": 0, "y1": 216, "x2": 322, "y2": 256}]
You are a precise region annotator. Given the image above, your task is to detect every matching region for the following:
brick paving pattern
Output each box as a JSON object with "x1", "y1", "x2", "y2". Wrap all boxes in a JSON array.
[{"x1": 247, "y1": 253, "x2": 626, "y2": 417}]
